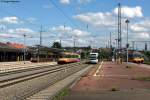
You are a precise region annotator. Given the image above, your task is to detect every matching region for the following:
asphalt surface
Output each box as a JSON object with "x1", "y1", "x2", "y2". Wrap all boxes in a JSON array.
[{"x1": 63, "y1": 62, "x2": 150, "y2": 100}]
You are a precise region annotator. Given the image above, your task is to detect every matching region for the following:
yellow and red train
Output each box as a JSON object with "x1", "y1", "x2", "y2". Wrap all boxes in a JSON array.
[
  {"x1": 128, "y1": 51, "x2": 144, "y2": 63},
  {"x1": 58, "y1": 52, "x2": 80, "y2": 64}
]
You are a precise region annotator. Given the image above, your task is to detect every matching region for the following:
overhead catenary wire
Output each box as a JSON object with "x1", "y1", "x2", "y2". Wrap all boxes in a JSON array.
[
  {"x1": 0, "y1": 7, "x2": 44, "y2": 41},
  {"x1": 48, "y1": 0, "x2": 79, "y2": 28},
  {"x1": 0, "y1": 0, "x2": 88, "y2": 47},
  {"x1": 0, "y1": 0, "x2": 80, "y2": 31},
  {"x1": 0, "y1": 7, "x2": 41, "y2": 28}
]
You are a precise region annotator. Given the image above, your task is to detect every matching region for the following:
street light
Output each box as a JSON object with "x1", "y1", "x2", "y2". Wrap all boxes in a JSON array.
[
  {"x1": 22, "y1": 34, "x2": 32, "y2": 64},
  {"x1": 125, "y1": 19, "x2": 130, "y2": 63}
]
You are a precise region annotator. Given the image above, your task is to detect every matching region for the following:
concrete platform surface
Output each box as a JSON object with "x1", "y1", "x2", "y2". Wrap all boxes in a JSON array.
[{"x1": 63, "y1": 62, "x2": 150, "y2": 100}]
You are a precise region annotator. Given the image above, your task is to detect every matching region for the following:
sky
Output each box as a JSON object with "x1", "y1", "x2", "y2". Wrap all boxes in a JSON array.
[{"x1": 0, "y1": 0, "x2": 149, "y2": 50}]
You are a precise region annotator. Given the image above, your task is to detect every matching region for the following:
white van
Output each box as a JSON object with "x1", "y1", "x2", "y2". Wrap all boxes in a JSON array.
[{"x1": 89, "y1": 53, "x2": 99, "y2": 64}]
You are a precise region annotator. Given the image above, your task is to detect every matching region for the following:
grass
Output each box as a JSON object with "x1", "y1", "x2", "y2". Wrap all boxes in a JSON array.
[
  {"x1": 53, "y1": 88, "x2": 69, "y2": 100},
  {"x1": 144, "y1": 61, "x2": 150, "y2": 65},
  {"x1": 132, "y1": 76, "x2": 150, "y2": 81}
]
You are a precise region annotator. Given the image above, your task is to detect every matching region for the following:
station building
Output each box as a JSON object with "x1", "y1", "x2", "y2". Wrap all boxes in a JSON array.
[
  {"x1": 0, "y1": 42, "x2": 62, "y2": 62},
  {"x1": 0, "y1": 42, "x2": 32, "y2": 62}
]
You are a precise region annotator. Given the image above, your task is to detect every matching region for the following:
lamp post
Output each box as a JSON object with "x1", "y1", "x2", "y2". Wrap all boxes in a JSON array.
[
  {"x1": 125, "y1": 19, "x2": 129, "y2": 63},
  {"x1": 22, "y1": 34, "x2": 32, "y2": 64}
]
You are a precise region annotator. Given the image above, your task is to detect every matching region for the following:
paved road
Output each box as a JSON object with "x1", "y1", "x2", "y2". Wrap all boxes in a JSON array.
[{"x1": 63, "y1": 62, "x2": 150, "y2": 100}]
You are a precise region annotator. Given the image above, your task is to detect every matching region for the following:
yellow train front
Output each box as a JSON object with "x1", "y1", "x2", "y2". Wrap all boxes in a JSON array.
[
  {"x1": 58, "y1": 52, "x2": 80, "y2": 64},
  {"x1": 128, "y1": 52, "x2": 144, "y2": 63},
  {"x1": 129, "y1": 57, "x2": 144, "y2": 63}
]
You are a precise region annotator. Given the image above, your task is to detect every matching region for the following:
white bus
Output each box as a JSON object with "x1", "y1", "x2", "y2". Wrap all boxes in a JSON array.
[{"x1": 89, "y1": 53, "x2": 99, "y2": 64}]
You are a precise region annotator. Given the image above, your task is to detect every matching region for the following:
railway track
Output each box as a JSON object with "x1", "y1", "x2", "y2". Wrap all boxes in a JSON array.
[{"x1": 0, "y1": 62, "x2": 89, "y2": 100}]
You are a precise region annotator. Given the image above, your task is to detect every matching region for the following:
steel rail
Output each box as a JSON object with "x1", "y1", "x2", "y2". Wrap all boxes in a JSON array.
[
  {"x1": 0, "y1": 62, "x2": 84, "y2": 88},
  {"x1": 0, "y1": 62, "x2": 88, "y2": 100}
]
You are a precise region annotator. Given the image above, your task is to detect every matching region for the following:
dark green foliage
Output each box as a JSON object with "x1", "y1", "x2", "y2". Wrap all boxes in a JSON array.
[
  {"x1": 99, "y1": 48, "x2": 112, "y2": 60},
  {"x1": 52, "y1": 42, "x2": 62, "y2": 49},
  {"x1": 53, "y1": 88, "x2": 69, "y2": 100},
  {"x1": 132, "y1": 76, "x2": 150, "y2": 81},
  {"x1": 144, "y1": 51, "x2": 150, "y2": 61}
]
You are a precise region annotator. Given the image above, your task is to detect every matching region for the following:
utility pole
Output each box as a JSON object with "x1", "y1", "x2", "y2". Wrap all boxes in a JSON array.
[
  {"x1": 115, "y1": 39, "x2": 118, "y2": 61},
  {"x1": 125, "y1": 19, "x2": 129, "y2": 63},
  {"x1": 110, "y1": 32, "x2": 112, "y2": 48},
  {"x1": 145, "y1": 43, "x2": 147, "y2": 51},
  {"x1": 132, "y1": 41, "x2": 135, "y2": 50},
  {"x1": 62, "y1": 24, "x2": 66, "y2": 47},
  {"x1": 38, "y1": 25, "x2": 44, "y2": 62},
  {"x1": 136, "y1": 43, "x2": 138, "y2": 51},
  {"x1": 74, "y1": 38, "x2": 76, "y2": 52},
  {"x1": 86, "y1": 24, "x2": 91, "y2": 48},
  {"x1": 59, "y1": 24, "x2": 65, "y2": 48},
  {"x1": 118, "y1": 3, "x2": 122, "y2": 63},
  {"x1": 118, "y1": 3, "x2": 122, "y2": 50},
  {"x1": 23, "y1": 34, "x2": 26, "y2": 64},
  {"x1": 40, "y1": 25, "x2": 43, "y2": 46}
]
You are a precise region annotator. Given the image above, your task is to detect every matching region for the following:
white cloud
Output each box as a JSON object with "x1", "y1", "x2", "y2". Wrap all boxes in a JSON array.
[
  {"x1": 0, "y1": 25, "x2": 6, "y2": 30},
  {"x1": 74, "y1": 6, "x2": 143, "y2": 28},
  {"x1": 59, "y1": 0, "x2": 93, "y2": 5},
  {"x1": 49, "y1": 25, "x2": 93, "y2": 47},
  {"x1": 135, "y1": 32, "x2": 150, "y2": 39},
  {"x1": 51, "y1": 25, "x2": 90, "y2": 37},
  {"x1": 60, "y1": 0, "x2": 70, "y2": 5},
  {"x1": 130, "y1": 20, "x2": 150, "y2": 41},
  {"x1": 72, "y1": 29, "x2": 89, "y2": 37},
  {"x1": 78, "y1": 0, "x2": 92, "y2": 4},
  {"x1": 0, "y1": 33, "x2": 19, "y2": 38},
  {"x1": 0, "y1": 16, "x2": 20, "y2": 24},
  {"x1": 74, "y1": 12, "x2": 116, "y2": 27},
  {"x1": 26, "y1": 17, "x2": 37, "y2": 23},
  {"x1": 73, "y1": 5, "x2": 150, "y2": 48},
  {"x1": 8, "y1": 28, "x2": 34, "y2": 35},
  {"x1": 42, "y1": 5, "x2": 52, "y2": 9},
  {"x1": 52, "y1": 25, "x2": 72, "y2": 32},
  {"x1": 130, "y1": 24, "x2": 147, "y2": 32},
  {"x1": 113, "y1": 6, "x2": 143, "y2": 18},
  {"x1": 131, "y1": 19, "x2": 150, "y2": 32}
]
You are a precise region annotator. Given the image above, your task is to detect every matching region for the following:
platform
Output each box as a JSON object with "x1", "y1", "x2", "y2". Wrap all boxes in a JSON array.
[{"x1": 63, "y1": 62, "x2": 150, "y2": 100}]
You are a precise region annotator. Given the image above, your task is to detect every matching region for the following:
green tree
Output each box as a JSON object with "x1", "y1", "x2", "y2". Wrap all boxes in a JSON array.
[
  {"x1": 144, "y1": 51, "x2": 150, "y2": 61},
  {"x1": 52, "y1": 42, "x2": 62, "y2": 49},
  {"x1": 99, "y1": 48, "x2": 111, "y2": 60}
]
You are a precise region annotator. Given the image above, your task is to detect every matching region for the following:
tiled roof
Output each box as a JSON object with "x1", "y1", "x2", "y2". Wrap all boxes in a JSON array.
[{"x1": 0, "y1": 42, "x2": 26, "y2": 52}]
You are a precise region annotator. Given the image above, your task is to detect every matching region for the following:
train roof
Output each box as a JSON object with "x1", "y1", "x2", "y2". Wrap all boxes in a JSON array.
[{"x1": 63, "y1": 52, "x2": 80, "y2": 55}]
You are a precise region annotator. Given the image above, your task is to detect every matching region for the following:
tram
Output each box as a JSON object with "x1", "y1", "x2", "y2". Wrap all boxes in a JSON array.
[
  {"x1": 58, "y1": 52, "x2": 80, "y2": 64},
  {"x1": 128, "y1": 52, "x2": 144, "y2": 63}
]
